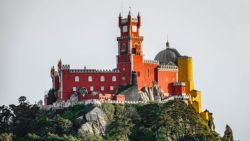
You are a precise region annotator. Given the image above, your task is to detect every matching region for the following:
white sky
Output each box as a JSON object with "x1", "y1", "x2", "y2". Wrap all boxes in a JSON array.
[{"x1": 0, "y1": 0, "x2": 250, "y2": 140}]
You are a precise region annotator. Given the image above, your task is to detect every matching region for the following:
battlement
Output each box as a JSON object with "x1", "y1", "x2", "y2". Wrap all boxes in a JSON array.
[
  {"x1": 158, "y1": 64, "x2": 178, "y2": 71},
  {"x1": 117, "y1": 35, "x2": 143, "y2": 41},
  {"x1": 62, "y1": 64, "x2": 70, "y2": 70},
  {"x1": 69, "y1": 68, "x2": 120, "y2": 73},
  {"x1": 143, "y1": 59, "x2": 159, "y2": 64}
]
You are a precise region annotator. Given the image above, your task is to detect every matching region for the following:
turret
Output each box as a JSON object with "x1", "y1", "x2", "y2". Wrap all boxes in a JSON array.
[
  {"x1": 118, "y1": 13, "x2": 122, "y2": 27},
  {"x1": 58, "y1": 59, "x2": 62, "y2": 71},
  {"x1": 50, "y1": 66, "x2": 55, "y2": 77},
  {"x1": 137, "y1": 12, "x2": 141, "y2": 28},
  {"x1": 127, "y1": 10, "x2": 131, "y2": 23}
]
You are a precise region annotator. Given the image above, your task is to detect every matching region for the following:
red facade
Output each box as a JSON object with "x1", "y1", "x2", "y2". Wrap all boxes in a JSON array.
[{"x1": 47, "y1": 12, "x2": 185, "y2": 104}]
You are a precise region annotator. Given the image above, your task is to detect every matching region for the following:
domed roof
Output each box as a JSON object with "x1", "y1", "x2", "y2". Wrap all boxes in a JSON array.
[{"x1": 154, "y1": 41, "x2": 181, "y2": 65}]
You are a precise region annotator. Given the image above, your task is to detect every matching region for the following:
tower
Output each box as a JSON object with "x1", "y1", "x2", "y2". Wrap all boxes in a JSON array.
[{"x1": 117, "y1": 11, "x2": 144, "y2": 85}]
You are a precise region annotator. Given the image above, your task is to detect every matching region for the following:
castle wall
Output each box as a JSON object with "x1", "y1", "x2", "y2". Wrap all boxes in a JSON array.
[
  {"x1": 157, "y1": 69, "x2": 177, "y2": 96},
  {"x1": 60, "y1": 70, "x2": 122, "y2": 101}
]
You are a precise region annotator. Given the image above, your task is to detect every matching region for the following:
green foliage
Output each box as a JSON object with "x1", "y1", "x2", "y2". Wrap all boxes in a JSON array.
[
  {"x1": 46, "y1": 89, "x2": 57, "y2": 105},
  {"x1": 100, "y1": 103, "x2": 115, "y2": 121},
  {"x1": 1, "y1": 97, "x2": 220, "y2": 141},
  {"x1": 62, "y1": 104, "x2": 95, "y2": 120}
]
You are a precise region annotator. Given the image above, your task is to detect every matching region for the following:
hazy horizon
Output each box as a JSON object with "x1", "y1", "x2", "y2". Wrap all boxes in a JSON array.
[{"x1": 1, "y1": 0, "x2": 250, "y2": 140}]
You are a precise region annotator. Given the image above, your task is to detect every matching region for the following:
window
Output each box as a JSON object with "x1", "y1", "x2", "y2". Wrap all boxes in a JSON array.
[
  {"x1": 88, "y1": 76, "x2": 93, "y2": 82},
  {"x1": 75, "y1": 76, "x2": 79, "y2": 82},
  {"x1": 132, "y1": 25, "x2": 137, "y2": 32},
  {"x1": 112, "y1": 76, "x2": 116, "y2": 82},
  {"x1": 122, "y1": 68, "x2": 126, "y2": 71},
  {"x1": 121, "y1": 44, "x2": 126, "y2": 53},
  {"x1": 110, "y1": 86, "x2": 114, "y2": 91},
  {"x1": 73, "y1": 87, "x2": 77, "y2": 91},
  {"x1": 137, "y1": 72, "x2": 140, "y2": 77},
  {"x1": 146, "y1": 69, "x2": 150, "y2": 78},
  {"x1": 122, "y1": 76, "x2": 126, "y2": 80},
  {"x1": 101, "y1": 86, "x2": 105, "y2": 91},
  {"x1": 123, "y1": 26, "x2": 127, "y2": 32},
  {"x1": 90, "y1": 86, "x2": 94, "y2": 91},
  {"x1": 100, "y1": 76, "x2": 105, "y2": 82}
]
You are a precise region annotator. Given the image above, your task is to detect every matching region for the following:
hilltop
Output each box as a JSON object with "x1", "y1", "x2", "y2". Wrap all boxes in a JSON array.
[{"x1": 0, "y1": 96, "x2": 233, "y2": 141}]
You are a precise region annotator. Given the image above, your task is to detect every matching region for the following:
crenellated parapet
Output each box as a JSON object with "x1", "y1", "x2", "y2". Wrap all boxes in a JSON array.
[
  {"x1": 158, "y1": 64, "x2": 178, "y2": 71},
  {"x1": 117, "y1": 35, "x2": 143, "y2": 41},
  {"x1": 69, "y1": 68, "x2": 120, "y2": 73},
  {"x1": 143, "y1": 59, "x2": 159, "y2": 64},
  {"x1": 62, "y1": 64, "x2": 70, "y2": 70}
]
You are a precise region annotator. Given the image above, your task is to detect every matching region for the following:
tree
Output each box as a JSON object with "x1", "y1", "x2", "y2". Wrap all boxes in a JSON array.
[{"x1": 18, "y1": 96, "x2": 27, "y2": 104}]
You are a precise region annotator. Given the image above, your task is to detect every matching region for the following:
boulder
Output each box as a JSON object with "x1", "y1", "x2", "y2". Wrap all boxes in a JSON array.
[{"x1": 78, "y1": 107, "x2": 108, "y2": 137}]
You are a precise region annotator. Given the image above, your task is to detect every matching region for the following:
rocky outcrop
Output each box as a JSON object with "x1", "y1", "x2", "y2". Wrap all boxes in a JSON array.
[
  {"x1": 222, "y1": 125, "x2": 234, "y2": 141},
  {"x1": 121, "y1": 85, "x2": 141, "y2": 101},
  {"x1": 122, "y1": 82, "x2": 165, "y2": 102},
  {"x1": 78, "y1": 107, "x2": 108, "y2": 138},
  {"x1": 139, "y1": 82, "x2": 164, "y2": 102}
]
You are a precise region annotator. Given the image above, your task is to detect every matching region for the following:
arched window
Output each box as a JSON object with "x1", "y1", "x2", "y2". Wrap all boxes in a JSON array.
[
  {"x1": 88, "y1": 76, "x2": 93, "y2": 82},
  {"x1": 75, "y1": 76, "x2": 80, "y2": 82},
  {"x1": 112, "y1": 76, "x2": 116, "y2": 82},
  {"x1": 100, "y1": 76, "x2": 105, "y2": 82}
]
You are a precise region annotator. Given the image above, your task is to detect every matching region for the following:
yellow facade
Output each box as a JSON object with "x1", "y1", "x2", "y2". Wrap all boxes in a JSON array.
[
  {"x1": 200, "y1": 111, "x2": 209, "y2": 121},
  {"x1": 178, "y1": 56, "x2": 194, "y2": 93},
  {"x1": 178, "y1": 56, "x2": 205, "y2": 117},
  {"x1": 190, "y1": 90, "x2": 202, "y2": 113}
]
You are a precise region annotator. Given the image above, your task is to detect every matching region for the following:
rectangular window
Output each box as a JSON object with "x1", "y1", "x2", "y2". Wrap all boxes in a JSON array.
[
  {"x1": 73, "y1": 87, "x2": 77, "y2": 91},
  {"x1": 110, "y1": 86, "x2": 114, "y2": 91},
  {"x1": 90, "y1": 86, "x2": 94, "y2": 91},
  {"x1": 101, "y1": 86, "x2": 105, "y2": 91}
]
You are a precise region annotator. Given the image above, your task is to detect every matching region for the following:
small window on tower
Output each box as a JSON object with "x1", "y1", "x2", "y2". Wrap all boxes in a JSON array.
[
  {"x1": 123, "y1": 26, "x2": 127, "y2": 32},
  {"x1": 121, "y1": 44, "x2": 126, "y2": 53},
  {"x1": 132, "y1": 26, "x2": 137, "y2": 32}
]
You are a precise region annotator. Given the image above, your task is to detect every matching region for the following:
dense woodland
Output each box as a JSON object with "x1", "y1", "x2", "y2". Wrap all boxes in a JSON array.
[{"x1": 0, "y1": 96, "x2": 222, "y2": 141}]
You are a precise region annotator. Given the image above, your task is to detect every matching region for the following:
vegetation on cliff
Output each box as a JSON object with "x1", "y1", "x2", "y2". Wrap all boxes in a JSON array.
[{"x1": 0, "y1": 96, "x2": 222, "y2": 141}]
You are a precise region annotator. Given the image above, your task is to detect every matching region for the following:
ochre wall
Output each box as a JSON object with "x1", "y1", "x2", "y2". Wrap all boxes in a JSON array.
[{"x1": 178, "y1": 56, "x2": 194, "y2": 93}]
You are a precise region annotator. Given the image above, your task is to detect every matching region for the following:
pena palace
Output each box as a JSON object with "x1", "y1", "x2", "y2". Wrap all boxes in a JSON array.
[{"x1": 46, "y1": 11, "x2": 209, "y2": 120}]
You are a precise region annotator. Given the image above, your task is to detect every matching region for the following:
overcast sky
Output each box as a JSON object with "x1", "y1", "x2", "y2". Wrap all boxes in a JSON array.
[{"x1": 1, "y1": 0, "x2": 250, "y2": 140}]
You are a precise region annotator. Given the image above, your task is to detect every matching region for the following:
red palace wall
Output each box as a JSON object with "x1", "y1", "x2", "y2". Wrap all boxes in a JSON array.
[
  {"x1": 157, "y1": 69, "x2": 178, "y2": 94},
  {"x1": 60, "y1": 70, "x2": 122, "y2": 101}
]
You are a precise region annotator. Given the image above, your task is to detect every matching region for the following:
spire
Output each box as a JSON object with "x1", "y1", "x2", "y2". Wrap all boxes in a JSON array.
[
  {"x1": 137, "y1": 12, "x2": 140, "y2": 17},
  {"x1": 166, "y1": 40, "x2": 170, "y2": 48},
  {"x1": 119, "y1": 12, "x2": 122, "y2": 18},
  {"x1": 128, "y1": 6, "x2": 131, "y2": 16}
]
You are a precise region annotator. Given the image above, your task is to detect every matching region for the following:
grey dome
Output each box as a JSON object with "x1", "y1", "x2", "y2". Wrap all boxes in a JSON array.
[{"x1": 154, "y1": 42, "x2": 181, "y2": 65}]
